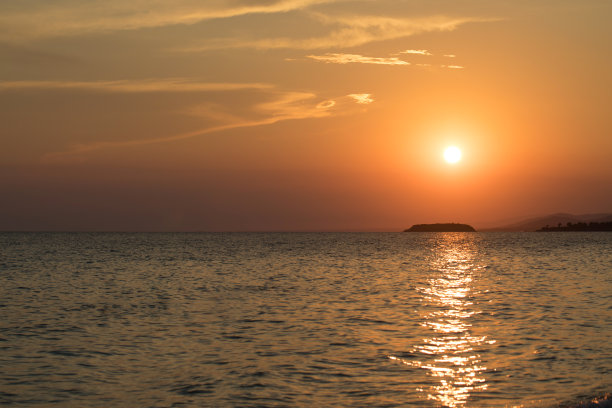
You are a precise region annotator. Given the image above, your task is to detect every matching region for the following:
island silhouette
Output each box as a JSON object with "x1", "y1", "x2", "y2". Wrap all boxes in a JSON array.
[{"x1": 404, "y1": 223, "x2": 476, "y2": 232}]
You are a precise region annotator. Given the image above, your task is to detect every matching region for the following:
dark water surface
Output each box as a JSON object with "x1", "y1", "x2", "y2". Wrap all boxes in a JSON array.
[{"x1": 1, "y1": 232, "x2": 610, "y2": 407}]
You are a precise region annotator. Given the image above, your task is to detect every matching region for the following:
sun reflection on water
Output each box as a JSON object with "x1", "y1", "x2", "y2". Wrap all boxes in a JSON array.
[{"x1": 390, "y1": 234, "x2": 494, "y2": 407}]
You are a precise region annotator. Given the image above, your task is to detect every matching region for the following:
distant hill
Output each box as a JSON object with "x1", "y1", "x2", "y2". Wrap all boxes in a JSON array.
[
  {"x1": 404, "y1": 223, "x2": 476, "y2": 232},
  {"x1": 481, "y1": 213, "x2": 612, "y2": 232}
]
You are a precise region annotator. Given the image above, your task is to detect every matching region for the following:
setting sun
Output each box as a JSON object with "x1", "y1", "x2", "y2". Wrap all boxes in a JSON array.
[{"x1": 444, "y1": 146, "x2": 462, "y2": 164}]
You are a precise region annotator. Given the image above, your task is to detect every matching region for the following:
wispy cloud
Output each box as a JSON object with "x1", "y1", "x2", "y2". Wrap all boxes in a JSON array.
[
  {"x1": 399, "y1": 49, "x2": 432, "y2": 56},
  {"x1": 442, "y1": 65, "x2": 464, "y2": 69},
  {"x1": 307, "y1": 53, "x2": 408, "y2": 65},
  {"x1": 348, "y1": 93, "x2": 374, "y2": 104},
  {"x1": 0, "y1": 79, "x2": 270, "y2": 93},
  {"x1": 45, "y1": 91, "x2": 335, "y2": 159},
  {"x1": 38, "y1": 84, "x2": 371, "y2": 160},
  {"x1": 179, "y1": 15, "x2": 491, "y2": 51},
  {"x1": 316, "y1": 100, "x2": 336, "y2": 109},
  {"x1": 255, "y1": 91, "x2": 334, "y2": 121},
  {"x1": 444, "y1": 54, "x2": 456, "y2": 58},
  {"x1": 0, "y1": 0, "x2": 335, "y2": 41},
  {"x1": 0, "y1": 42, "x2": 78, "y2": 65}
]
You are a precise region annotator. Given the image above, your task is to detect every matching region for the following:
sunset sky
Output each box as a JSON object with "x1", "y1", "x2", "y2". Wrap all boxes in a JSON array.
[{"x1": 1, "y1": 0, "x2": 611, "y2": 231}]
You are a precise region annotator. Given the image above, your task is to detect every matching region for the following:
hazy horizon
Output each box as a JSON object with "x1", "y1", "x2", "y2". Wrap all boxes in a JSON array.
[{"x1": 1, "y1": 210, "x2": 610, "y2": 233}]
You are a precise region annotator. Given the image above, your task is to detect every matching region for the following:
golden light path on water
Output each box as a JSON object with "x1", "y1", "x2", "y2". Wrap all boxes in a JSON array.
[{"x1": 389, "y1": 234, "x2": 495, "y2": 407}]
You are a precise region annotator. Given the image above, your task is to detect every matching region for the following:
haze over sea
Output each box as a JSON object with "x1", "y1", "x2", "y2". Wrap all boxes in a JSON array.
[{"x1": 1, "y1": 232, "x2": 610, "y2": 407}]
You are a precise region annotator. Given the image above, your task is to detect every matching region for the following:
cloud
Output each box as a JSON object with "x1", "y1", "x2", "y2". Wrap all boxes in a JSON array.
[
  {"x1": 348, "y1": 93, "x2": 374, "y2": 104},
  {"x1": 307, "y1": 53, "x2": 409, "y2": 65},
  {"x1": 0, "y1": 78, "x2": 358, "y2": 159},
  {"x1": 0, "y1": 79, "x2": 270, "y2": 93},
  {"x1": 255, "y1": 91, "x2": 335, "y2": 121},
  {"x1": 444, "y1": 54, "x2": 456, "y2": 58},
  {"x1": 178, "y1": 15, "x2": 491, "y2": 51},
  {"x1": 37, "y1": 85, "x2": 364, "y2": 160},
  {"x1": 0, "y1": 0, "x2": 335, "y2": 41},
  {"x1": 0, "y1": 42, "x2": 78, "y2": 65},
  {"x1": 399, "y1": 49, "x2": 432, "y2": 56},
  {"x1": 442, "y1": 64, "x2": 464, "y2": 69},
  {"x1": 317, "y1": 100, "x2": 336, "y2": 109}
]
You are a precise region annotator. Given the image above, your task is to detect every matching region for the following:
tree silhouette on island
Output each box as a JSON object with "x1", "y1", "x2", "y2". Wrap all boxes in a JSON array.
[
  {"x1": 404, "y1": 223, "x2": 476, "y2": 232},
  {"x1": 537, "y1": 221, "x2": 612, "y2": 231}
]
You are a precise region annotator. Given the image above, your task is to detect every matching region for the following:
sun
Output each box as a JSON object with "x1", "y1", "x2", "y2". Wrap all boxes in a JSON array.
[{"x1": 443, "y1": 146, "x2": 462, "y2": 164}]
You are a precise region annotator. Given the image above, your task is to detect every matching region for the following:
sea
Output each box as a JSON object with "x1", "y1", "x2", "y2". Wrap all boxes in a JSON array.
[{"x1": 1, "y1": 232, "x2": 610, "y2": 407}]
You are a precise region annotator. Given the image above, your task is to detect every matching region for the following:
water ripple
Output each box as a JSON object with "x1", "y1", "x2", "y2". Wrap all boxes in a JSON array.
[{"x1": 0, "y1": 232, "x2": 610, "y2": 407}]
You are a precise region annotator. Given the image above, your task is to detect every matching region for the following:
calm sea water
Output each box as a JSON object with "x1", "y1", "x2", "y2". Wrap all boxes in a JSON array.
[{"x1": 1, "y1": 232, "x2": 610, "y2": 407}]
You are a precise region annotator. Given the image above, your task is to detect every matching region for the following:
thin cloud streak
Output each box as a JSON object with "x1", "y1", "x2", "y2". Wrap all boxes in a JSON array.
[
  {"x1": 43, "y1": 90, "x2": 369, "y2": 160},
  {"x1": 0, "y1": 0, "x2": 336, "y2": 41},
  {"x1": 399, "y1": 49, "x2": 432, "y2": 56},
  {"x1": 0, "y1": 79, "x2": 271, "y2": 93},
  {"x1": 178, "y1": 15, "x2": 492, "y2": 51},
  {"x1": 44, "y1": 118, "x2": 289, "y2": 160},
  {"x1": 308, "y1": 53, "x2": 409, "y2": 65}
]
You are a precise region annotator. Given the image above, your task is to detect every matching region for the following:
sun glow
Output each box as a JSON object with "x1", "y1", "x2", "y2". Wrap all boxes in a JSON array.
[{"x1": 444, "y1": 146, "x2": 462, "y2": 164}]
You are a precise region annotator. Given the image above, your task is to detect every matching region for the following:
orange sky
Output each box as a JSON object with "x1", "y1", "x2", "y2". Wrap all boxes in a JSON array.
[{"x1": 1, "y1": 0, "x2": 611, "y2": 231}]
